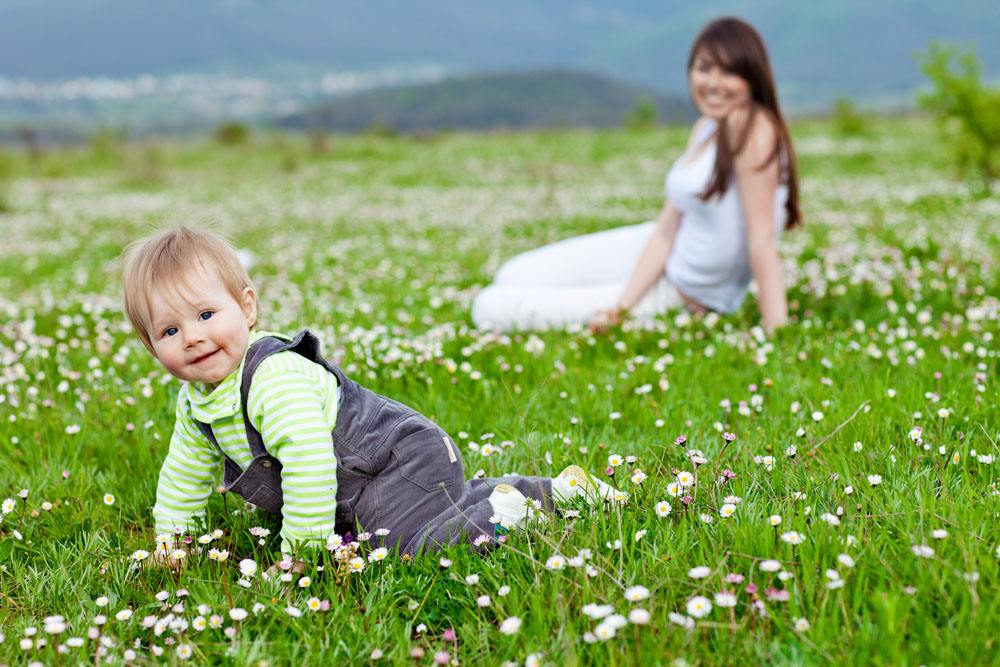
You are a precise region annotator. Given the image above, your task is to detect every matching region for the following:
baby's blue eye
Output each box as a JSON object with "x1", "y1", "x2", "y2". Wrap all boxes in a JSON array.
[
  {"x1": 199, "y1": 311, "x2": 214, "y2": 321},
  {"x1": 164, "y1": 326, "x2": 178, "y2": 337}
]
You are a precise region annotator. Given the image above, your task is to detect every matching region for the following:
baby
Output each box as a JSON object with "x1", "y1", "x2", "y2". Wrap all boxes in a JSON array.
[{"x1": 122, "y1": 226, "x2": 622, "y2": 559}]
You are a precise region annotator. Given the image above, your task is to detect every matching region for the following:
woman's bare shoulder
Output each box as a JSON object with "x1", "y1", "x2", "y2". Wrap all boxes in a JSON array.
[
  {"x1": 728, "y1": 106, "x2": 779, "y2": 166},
  {"x1": 683, "y1": 116, "x2": 715, "y2": 150}
]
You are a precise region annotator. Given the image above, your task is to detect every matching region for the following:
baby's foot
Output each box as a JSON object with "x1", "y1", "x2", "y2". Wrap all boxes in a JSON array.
[
  {"x1": 552, "y1": 465, "x2": 628, "y2": 505},
  {"x1": 488, "y1": 483, "x2": 544, "y2": 529}
]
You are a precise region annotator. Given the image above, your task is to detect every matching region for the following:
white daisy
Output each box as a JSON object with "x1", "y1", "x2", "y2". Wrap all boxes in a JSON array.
[{"x1": 686, "y1": 596, "x2": 712, "y2": 618}]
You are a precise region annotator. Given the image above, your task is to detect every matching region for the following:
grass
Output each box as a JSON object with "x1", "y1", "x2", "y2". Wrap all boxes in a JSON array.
[{"x1": 0, "y1": 115, "x2": 997, "y2": 665}]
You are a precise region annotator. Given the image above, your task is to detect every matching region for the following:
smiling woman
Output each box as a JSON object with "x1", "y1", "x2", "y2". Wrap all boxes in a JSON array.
[{"x1": 472, "y1": 17, "x2": 801, "y2": 334}]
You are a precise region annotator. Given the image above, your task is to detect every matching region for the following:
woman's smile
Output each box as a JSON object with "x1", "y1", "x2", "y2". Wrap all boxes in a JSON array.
[{"x1": 689, "y1": 51, "x2": 751, "y2": 120}]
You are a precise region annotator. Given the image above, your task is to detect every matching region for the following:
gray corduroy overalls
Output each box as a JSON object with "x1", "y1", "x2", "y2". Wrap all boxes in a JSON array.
[{"x1": 195, "y1": 330, "x2": 553, "y2": 555}]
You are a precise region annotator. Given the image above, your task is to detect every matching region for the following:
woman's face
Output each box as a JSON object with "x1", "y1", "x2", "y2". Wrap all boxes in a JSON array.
[{"x1": 688, "y1": 48, "x2": 751, "y2": 120}]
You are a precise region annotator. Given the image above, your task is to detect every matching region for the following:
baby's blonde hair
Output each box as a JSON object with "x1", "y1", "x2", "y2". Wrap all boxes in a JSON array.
[{"x1": 122, "y1": 225, "x2": 255, "y2": 354}]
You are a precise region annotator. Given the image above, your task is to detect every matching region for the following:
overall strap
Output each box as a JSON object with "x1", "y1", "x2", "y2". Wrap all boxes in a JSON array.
[
  {"x1": 197, "y1": 330, "x2": 343, "y2": 469},
  {"x1": 238, "y1": 333, "x2": 300, "y2": 459},
  {"x1": 277, "y1": 330, "x2": 358, "y2": 439},
  {"x1": 238, "y1": 329, "x2": 346, "y2": 457},
  {"x1": 278, "y1": 329, "x2": 349, "y2": 389},
  {"x1": 193, "y1": 333, "x2": 302, "y2": 470}
]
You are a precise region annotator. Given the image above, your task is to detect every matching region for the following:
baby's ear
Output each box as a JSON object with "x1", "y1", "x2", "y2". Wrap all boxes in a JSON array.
[{"x1": 242, "y1": 287, "x2": 258, "y2": 327}]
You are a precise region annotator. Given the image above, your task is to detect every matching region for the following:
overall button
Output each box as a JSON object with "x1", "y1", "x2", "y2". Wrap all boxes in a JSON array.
[{"x1": 262, "y1": 461, "x2": 273, "y2": 468}]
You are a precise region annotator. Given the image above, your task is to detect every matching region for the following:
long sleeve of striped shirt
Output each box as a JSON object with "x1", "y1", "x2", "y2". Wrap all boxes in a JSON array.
[
  {"x1": 152, "y1": 399, "x2": 223, "y2": 536},
  {"x1": 246, "y1": 353, "x2": 339, "y2": 554}
]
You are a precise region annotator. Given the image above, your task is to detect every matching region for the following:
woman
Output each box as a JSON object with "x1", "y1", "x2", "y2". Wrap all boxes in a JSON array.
[{"x1": 472, "y1": 17, "x2": 800, "y2": 334}]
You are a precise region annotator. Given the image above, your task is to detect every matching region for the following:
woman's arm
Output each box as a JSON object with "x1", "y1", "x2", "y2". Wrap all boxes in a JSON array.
[
  {"x1": 733, "y1": 111, "x2": 788, "y2": 332},
  {"x1": 617, "y1": 201, "x2": 683, "y2": 311},
  {"x1": 589, "y1": 201, "x2": 683, "y2": 332},
  {"x1": 589, "y1": 119, "x2": 716, "y2": 333}
]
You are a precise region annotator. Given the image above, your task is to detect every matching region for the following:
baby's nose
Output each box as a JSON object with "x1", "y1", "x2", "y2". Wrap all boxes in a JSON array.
[{"x1": 184, "y1": 329, "x2": 205, "y2": 347}]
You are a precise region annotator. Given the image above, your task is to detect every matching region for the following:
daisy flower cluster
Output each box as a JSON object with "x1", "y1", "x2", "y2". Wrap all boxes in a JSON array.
[
  {"x1": 0, "y1": 115, "x2": 997, "y2": 663},
  {"x1": 651, "y1": 432, "x2": 744, "y2": 523}
]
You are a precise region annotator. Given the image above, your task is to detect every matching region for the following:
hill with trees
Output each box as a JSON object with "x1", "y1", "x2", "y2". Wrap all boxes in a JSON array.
[{"x1": 277, "y1": 70, "x2": 695, "y2": 133}]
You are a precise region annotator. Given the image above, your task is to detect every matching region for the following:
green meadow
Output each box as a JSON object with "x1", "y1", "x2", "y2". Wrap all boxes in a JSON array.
[{"x1": 0, "y1": 116, "x2": 997, "y2": 665}]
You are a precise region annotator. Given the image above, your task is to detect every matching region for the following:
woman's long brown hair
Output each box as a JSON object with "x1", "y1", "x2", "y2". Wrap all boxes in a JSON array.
[{"x1": 688, "y1": 17, "x2": 801, "y2": 228}]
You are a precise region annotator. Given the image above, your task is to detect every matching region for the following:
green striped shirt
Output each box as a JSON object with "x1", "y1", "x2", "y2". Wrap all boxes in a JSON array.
[{"x1": 153, "y1": 330, "x2": 340, "y2": 553}]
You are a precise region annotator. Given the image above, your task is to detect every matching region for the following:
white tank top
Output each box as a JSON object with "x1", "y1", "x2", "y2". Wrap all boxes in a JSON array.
[{"x1": 664, "y1": 118, "x2": 789, "y2": 313}]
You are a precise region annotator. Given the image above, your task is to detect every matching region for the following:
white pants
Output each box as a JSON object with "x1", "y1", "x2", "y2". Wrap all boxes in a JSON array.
[{"x1": 472, "y1": 221, "x2": 682, "y2": 331}]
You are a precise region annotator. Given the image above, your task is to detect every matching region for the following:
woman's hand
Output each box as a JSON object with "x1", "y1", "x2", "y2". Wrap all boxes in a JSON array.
[
  {"x1": 762, "y1": 312, "x2": 788, "y2": 334},
  {"x1": 588, "y1": 307, "x2": 623, "y2": 334},
  {"x1": 601, "y1": 202, "x2": 682, "y2": 335}
]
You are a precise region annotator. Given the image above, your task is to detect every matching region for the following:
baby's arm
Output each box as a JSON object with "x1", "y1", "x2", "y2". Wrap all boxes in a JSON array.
[
  {"x1": 152, "y1": 399, "x2": 223, "y2": 538},
  {"x1": 248, "y1": 356, "x2": 339, "y2": 555}
]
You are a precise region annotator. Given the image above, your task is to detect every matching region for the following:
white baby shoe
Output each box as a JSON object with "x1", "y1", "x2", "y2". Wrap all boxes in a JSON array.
[
  {"x1": 552, "y1": 465, "x2": 628, "y2": 505},
  {"x1": 488, "y1": 483, "x2": 544, "y2": 529}
]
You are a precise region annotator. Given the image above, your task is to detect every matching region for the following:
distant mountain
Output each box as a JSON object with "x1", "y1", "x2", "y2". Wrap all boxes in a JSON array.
[
  {"x1": 0, "y1": 0, "x2": 997, "y2": 112},
  {"x1": 277, "y1": 70, "x2": 696, "y2": 133}
]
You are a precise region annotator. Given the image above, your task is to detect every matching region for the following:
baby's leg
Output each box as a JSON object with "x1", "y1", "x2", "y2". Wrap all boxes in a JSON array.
[
  {"x1": 405, "y1": 493, "x2": 497, "y2": 554},
  {"x1": 465, "y1": 476, "x2": 554, "y2": 511},
  {"x1": 352, "y1": 421, "x2": 466, "y2": 551},
  {"x1": 403, "y1": 465, "x2": 630, "y2": 554},
  {"x1": 400, "y1": 476, "x2": 554, "y2": 554}
]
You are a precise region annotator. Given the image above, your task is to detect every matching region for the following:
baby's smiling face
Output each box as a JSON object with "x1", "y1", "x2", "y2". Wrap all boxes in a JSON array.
[{"x1": 148, "y1": 270, "x2": 257, "y2": 387}]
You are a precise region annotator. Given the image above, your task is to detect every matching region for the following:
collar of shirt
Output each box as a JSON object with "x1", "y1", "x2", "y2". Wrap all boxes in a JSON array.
[{"x1": 183, "y1": 329, "x2": 282, "y2": 424}]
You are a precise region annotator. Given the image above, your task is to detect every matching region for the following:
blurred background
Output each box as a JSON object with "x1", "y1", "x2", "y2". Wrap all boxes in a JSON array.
[{"x1": 1, "y1": 0, "x2": 997, "y2": 143}]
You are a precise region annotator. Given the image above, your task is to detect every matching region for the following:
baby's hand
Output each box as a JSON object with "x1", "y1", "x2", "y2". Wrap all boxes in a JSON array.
[
  {"x1": 147, "y1": 546, "x2": 187, "y2": 572},
  {"x1": 265, "y1": 557, "x2": 308, "y2": 578}
]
